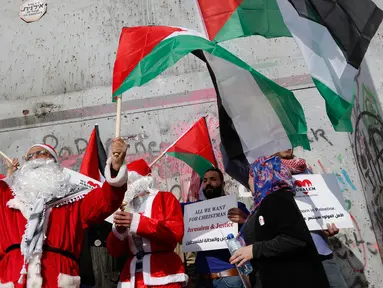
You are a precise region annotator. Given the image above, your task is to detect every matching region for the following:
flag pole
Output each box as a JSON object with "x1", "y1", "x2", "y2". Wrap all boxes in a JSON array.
[
  {"x1": 0, "y1": 151, "x2": 12, "y2": 164},
  {"x1": 149, "y1": 117, "x2": 204, "y2": 168},
  {"x1": 115, "y1": 97, "x2": 122, "y2": 137}
]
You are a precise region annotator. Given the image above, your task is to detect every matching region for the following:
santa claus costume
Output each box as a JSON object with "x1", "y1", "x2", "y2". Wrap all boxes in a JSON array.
[
  {"x1": 0, "y1": 144, "x2": 128, "y2": 287},
  {"x1": 107, "y1": 159, "x2": 187, "y2": 288}
]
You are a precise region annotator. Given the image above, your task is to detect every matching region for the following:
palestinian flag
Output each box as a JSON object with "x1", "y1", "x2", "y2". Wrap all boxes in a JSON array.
[
  {"x1": 112, "y1": 26, "x2": 310, "y2": 163},
  {"x1": 195, "y1": 0, "x2": 290, "y2": 42},
  {"x1": 196, "y1": 0, "x2": 382, "y2": 132},
  {"x1": 0, "y1": 174, "x2": 5, "y2": 180},
  {"x1": 79, "y1": 124, "x2": 107, "y2": 182},
  {"x1": 276, "y1": 0, "x2": 383, "y2": 132},
  {"x1": 165, "y1": 117, "x2": 217, "y2": 178}
]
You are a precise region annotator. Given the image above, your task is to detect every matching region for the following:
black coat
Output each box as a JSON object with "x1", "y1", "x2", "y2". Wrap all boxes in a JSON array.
[
  {"x1": 80, "y1": 221, "x2": 127, "y2": 287},
  {"x1": 241, "y1": 190, "x2": 329, "y2": 288}
]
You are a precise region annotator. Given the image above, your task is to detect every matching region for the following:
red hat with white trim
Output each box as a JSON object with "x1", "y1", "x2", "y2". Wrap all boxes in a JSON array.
[
  {"x1": 127, "y1": 159, "x2": 151, "y2": 176},
  {"x1": 27, "y1": 144, "x2": 59, "y2": 162}
]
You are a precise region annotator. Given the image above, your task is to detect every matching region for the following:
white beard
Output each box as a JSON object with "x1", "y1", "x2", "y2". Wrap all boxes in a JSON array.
[
  {"x1": 9, "y1": 159, "x2": 72, "y2": 212},
  {"x1": 124, "y1": 171, "x2": 154, "y2": 212}
]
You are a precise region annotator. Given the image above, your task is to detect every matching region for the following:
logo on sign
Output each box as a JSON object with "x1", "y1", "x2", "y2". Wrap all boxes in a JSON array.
[
  {"x1": 294, "y1": 179, "x2": 316, "y2": 195},
  {"x1": 20, "y1": 0, "x2": 47, "y2": 23},
  {"x1": 87, "y1": 180, "x2": 101, "y2": 189}
]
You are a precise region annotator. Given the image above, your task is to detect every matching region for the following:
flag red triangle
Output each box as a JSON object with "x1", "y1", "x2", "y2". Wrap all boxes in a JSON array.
[
  {"x1": 197, "y1": 0, "x2": 243, "y2": 40},
  {"x1": 80, "y1": 127, "x2": 101, "y2": 181},
  {"x1": 113, "y1": 26, "x2": 183, "y2": 96},
  {"x1": 167, "y1": 117, "x2": 217, "y2": 166}
]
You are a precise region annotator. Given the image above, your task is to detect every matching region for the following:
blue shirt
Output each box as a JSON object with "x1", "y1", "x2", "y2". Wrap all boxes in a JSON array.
[{"x1": 182, "y1": 201, "x2": 249, "y2": 274}]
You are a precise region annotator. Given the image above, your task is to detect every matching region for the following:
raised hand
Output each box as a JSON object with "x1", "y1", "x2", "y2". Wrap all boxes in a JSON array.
[
  {"x1": 111, "y1": 137, "x2": 127, "y2": 171},
  {"x1": 6, "y1": 158, "x2": 19, "y2": 177}
]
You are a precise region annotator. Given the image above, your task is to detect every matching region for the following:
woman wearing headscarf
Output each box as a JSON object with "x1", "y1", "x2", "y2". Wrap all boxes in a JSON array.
[{"x1": 229, "y1": 156, "x2": 329, "y2": 288}]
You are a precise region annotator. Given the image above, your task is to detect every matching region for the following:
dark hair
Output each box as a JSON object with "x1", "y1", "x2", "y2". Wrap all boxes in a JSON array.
[{"x1": 203, "y1": 167, "x2": 224, "y2": 182}]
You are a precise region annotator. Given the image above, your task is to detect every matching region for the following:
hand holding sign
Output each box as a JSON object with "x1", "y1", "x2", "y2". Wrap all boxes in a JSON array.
[
  {"x1": 228, "y1": 208, "x2": 248, "y2": 224},
  {"x1": 323, "y1": 223, "x2": 339, "y2": 237}
]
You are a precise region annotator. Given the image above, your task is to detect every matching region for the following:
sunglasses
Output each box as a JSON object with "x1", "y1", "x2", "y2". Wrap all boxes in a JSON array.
[{"x1": 25, "y1": 150, "x2": 54, "y2": 161}]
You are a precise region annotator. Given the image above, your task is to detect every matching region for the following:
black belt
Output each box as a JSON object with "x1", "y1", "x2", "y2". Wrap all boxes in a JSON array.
[
  {"x1": 6, "y1": 244, "x2": 79, "y2": 263},
  {"x1": 134, "y1": 250, "x2": 169, "y2": 270},
  {"x1": 134, "y1": 250, "x2": 169, "y2": 260}
]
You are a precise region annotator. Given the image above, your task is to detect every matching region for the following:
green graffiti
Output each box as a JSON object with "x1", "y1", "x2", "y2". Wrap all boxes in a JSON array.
[{"x1": 345, "y1": 199, "x2": 352, "y2": 211}]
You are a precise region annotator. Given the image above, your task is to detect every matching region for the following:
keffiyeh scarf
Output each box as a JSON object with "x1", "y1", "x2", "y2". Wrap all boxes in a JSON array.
[{"x1": 280, "y1": 157, "x2": 308, "y2": 175}]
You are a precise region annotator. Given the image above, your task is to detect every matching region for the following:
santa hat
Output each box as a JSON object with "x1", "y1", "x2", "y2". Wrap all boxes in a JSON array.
[
  {"x1": 127, "y1": 159, "x2": 151, "y2": 177},
  {"x1": 27, "y1": 144, "x2": 59, "y2": 162},
  {"x1": 125, "y1": 159, "x2": 153, "y2": 200}
]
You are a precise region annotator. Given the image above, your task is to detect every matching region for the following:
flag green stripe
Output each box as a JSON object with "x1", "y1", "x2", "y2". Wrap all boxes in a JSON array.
[
  {"x1": 312, "y1": 77, "x2": 353, "y2": 132},
  {"x1": 214, "y1": 0, "x2": 291, "y2": 42},
  {"x1": 113, "y1": 34, "x2": 309, "y2": 150},
  {"x1": 112, "y1": 36, "x2": 214, "y2": 97},
  {"x1": 166, "y1": 152, "x2": 214, "y2": 178},
  {"x1": 208, "y1": 43, "x2": 310, "y2": 150}
]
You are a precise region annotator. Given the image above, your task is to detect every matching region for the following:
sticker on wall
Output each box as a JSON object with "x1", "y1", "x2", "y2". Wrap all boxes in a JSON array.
[{"x1": 20, "y1": 0, "x2": 47, "y2": 23}]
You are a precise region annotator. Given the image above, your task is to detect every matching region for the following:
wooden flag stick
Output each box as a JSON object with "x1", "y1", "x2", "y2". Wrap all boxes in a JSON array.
[
  {"x1": 0, "y1": 151, "x2": 12, "y2": 164},
  {"x1": 115, "y1": 97, "x2": 122, "y2": 137}
]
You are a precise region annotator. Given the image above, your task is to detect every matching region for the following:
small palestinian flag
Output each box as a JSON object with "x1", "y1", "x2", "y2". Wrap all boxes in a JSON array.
[
  {"x1": 195, "y1": 0, "x2": 290, "y2": 42},
  {"x1": 112, "y1": 26, "x2": 310, "y2": 161},
  {"x1": 79, "y1": 124, "x2": 107, "y2": 181},
  {"x1": 165, "y1": 117, "x2": 217, "y2": 178}
]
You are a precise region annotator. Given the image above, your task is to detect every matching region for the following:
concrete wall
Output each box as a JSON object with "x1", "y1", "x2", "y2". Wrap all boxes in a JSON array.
[{"x1": 1, "y1": 0, "x2": 383, "y2": 287}]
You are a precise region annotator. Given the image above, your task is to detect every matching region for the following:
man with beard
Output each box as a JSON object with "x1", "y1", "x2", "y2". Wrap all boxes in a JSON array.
[
  {"x1": 0, "y1": 139, "x2": 128, "y2": 287},
  {"x1": 193, "y1": 168, "x2": 249, "y2": 288},
  {"x1": 106, "y1": 159, "x2": 187, "y2": 288},
  {"x1": 277, "y1": 149, "x2": 347, "y2": 288}
]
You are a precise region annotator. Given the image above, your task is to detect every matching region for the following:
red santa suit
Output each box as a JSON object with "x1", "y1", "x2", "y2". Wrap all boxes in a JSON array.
[
  {"x1": 107, "y1": 159, "x2": 187, "y2": 288},
  {"x1": 0, "y1": 145, "x2": 128, "y2": 288}
]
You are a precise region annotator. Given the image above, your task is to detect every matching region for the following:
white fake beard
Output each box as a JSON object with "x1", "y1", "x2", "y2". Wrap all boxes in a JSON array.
[
  {"x1": 10, "y1": 159, "x2": 72, "y2": 211},
  {"x1": 124, "y1": 172, "x2": 154, "y2": 212}
]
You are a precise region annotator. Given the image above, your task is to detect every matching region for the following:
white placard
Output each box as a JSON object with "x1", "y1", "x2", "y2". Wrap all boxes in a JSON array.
[
  {"x1": 294, "y1": 174, "x2": 353, "y2": 231},
  {"x1": 20, "y1": 0, "x2": 47, "y2": 23},
  {"x1": 64, "y1": 168, "x2": 102, "y2": 190},
  {"x1": 182, "y1": 194, "x2": 237, "y2": 253}
]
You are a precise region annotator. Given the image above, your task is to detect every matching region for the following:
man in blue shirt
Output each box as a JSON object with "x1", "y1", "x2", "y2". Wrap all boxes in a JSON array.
[{"x1": 189, "y1": 168, "x2": 249, "y2": 288}]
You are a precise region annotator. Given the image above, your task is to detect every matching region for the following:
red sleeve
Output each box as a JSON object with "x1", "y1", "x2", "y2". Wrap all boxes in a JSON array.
[
  {"x1": 106, "y1": 228, "x2": 132, "y2": 258},
  {"x1": 80, "y1": 162, "x2": 128, "y2": 227},
  {"x1": 0, "y1": 181, "x2": 10, "y2": 257},
  {"x1": 80, "y1": 182, "x2": 126, "y2": 228},
  {"x1": 130, "y1": 192, "x2": 184, "y2": 246}
]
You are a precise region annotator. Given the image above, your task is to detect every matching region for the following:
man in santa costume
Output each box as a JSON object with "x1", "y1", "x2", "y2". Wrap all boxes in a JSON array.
[
  {"x1": 107, "y1": 159, "x2": 187, "y2": 288},
  {"x1": 0, "y1": 138, "x2": 129, "y2": 287}
]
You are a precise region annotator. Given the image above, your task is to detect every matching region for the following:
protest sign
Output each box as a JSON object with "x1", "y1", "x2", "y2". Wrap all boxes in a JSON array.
[
  {"x1": 294, "y1": 174, "x2": 353, "y2": 231},
  {"x1": 182, "y1": 194, "x2": 237, "y2": 252},
  {"x1": 64, "y1": 168, "x2": 102, "y2": 190}
]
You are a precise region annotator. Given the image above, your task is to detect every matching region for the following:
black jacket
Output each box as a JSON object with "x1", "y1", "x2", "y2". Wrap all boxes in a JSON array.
[
  {"x1": 80, "y1": 221, "x2": 127, "y2": 287},
  {"x1": 241, "y1": 190, "x2": 329, "y2": 288}
]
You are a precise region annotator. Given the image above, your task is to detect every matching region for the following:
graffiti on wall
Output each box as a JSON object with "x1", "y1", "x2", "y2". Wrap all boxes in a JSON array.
[
  {"x1": 352, "y1": 66, "x2": 383, "y2": 262},
  {"x1": 306, "y1": 149, "x2": 380, "y2": 287}
]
